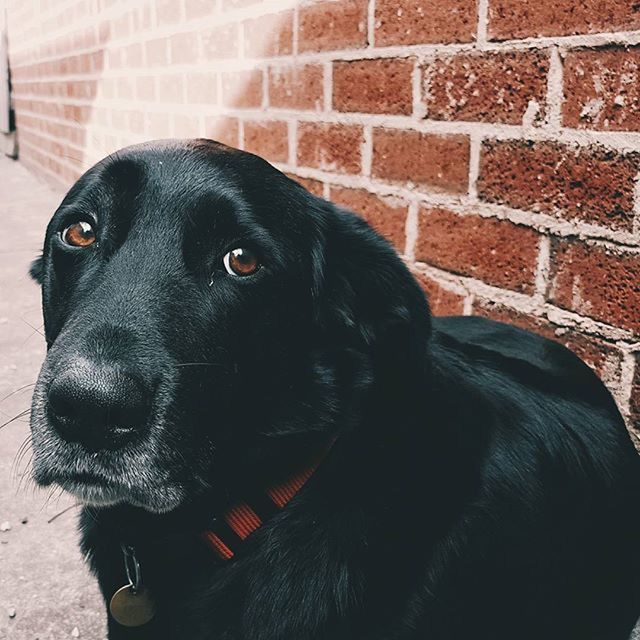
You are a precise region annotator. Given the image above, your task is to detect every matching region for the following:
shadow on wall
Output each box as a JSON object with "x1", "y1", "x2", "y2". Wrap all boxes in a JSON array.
[{"x1": 6, "y1": 0, "x2": 297, "y2": 185}]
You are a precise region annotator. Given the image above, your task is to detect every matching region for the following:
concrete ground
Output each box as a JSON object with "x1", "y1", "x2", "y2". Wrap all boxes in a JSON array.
[{"x1": 0, "y1": 156, "x2": 105, "y2": 639}]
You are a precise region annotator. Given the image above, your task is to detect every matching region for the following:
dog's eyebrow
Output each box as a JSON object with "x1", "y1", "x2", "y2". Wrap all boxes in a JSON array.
[{"x1": 183, "y1": 192, "x2": 287, "y2": 268}]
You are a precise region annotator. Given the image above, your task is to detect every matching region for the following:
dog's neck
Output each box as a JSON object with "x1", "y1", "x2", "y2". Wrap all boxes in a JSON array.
[
  {"x1": 201, "y1": 439, "x2": 335, "y2": 561},
  {"x1": 88, "y1": 436, "x2": 337, "y2": 552}
]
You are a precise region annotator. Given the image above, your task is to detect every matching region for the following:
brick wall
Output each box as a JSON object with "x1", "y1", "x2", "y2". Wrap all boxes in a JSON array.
[{"x1": 5, "y1": 0, "x2": 640, "y2": 442}]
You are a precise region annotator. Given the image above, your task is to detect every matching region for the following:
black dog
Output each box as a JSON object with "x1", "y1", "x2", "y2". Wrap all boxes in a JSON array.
[{"x1": 29, "y1": 139, "x2": 640, "y2": 639}]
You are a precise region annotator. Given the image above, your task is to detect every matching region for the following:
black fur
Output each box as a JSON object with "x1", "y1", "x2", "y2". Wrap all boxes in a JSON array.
[{"x1": 29, "y1": 139, "x2": 640, "y2": 639}]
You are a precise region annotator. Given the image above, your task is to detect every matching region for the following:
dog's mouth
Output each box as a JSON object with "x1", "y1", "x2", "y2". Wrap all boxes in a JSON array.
[
  {"x1": 30, "y1": 423, "x2": 189, "y2": 513},
  {"x1": 34, "y1": 453, "x2": 180, "y2": 506},
  {"x1": 56, "y1": 471, "x2": 132, "y2": 507}
]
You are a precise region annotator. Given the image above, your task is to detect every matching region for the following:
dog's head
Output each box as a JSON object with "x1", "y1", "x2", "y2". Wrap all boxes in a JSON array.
[{"x1": 29, "y1": 139, "x2": 430, "y2": 514}]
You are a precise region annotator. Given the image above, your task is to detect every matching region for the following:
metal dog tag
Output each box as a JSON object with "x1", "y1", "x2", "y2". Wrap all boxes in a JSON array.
[
  {"x1": 110, "y1": 544, "x2": 155, "y2": 627},
  {"x1": 110, "y1": 584, "x2": 155, "y2": 627}
]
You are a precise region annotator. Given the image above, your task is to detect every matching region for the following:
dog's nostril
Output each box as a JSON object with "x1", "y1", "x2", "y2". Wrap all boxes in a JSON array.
[
  {"x1": 47, "y1": 365, "x2": 150, "y2": 449},
  {"x1": 48, "y1": 392, "x2": 75, "y2": 421}
]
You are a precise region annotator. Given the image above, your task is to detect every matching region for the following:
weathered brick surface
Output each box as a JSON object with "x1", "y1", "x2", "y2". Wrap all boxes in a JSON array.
[
  {"x1": 473, "y1": 300, "x2": 624, "y2": 380},
  {"x1": 416, "y1": 208, "x2": 540, "y2": 293},
  {"x1": 330, "y1": 186, "x2": 408, "y2": 252},
  {"x1": 563, "y1": 47, "x2": 640, "y2": 132},
  {"x1": 372, "y1": 129, "x2": 470, "y2": 194},
  {"x1": 186, "y1": 72, "x2": 217, "y2": 104},
  {"x1": 375, "y1": 0, "x2": 477, "y2": 46},
  {"x1": 243, "y1": 120, "x2": 289, "y2": 164},
  {"x1": 268, "y1": 64, "x2": 323, "y2": 111},
  {"x1": 298, "y1": 0, "x2": 368, "y2": 53},
  {"x1": 549, "y1": 240, "x2": 640, "y2": 334},
  {"x1": 200, "y1": 24, "x2": 239, "y2": 59},
  {"x1": 333, "y1": 58, "x2": 414, "y2": 115},
  {"x1": 414, "y1": 271, "x2": 466, "y2": 316},
  {"x1": 170, "y1": 31, "x2": 199, "y2": 64},
  {"x1": 488, "y1": 0, "x2": 640, "y2": 40},
  {"x1": 185, "y1": 0, "x2": 216, "y2": 20},
  {"x1": 221, "y1": 69, "x2": 263, "y2": 108},
  {"x1": 205, "y1": 117, "x2": 240, "y2": 149},
  {"x1": 243, "y1": 11, "x2": 293, "y2": 58},
  {"x1": 297, "y1": 123, "x2": 363, "y2": 174},
  {"x1": 478, "y1": 140, "x2": 639, "y2": 231},
  {"x1": 424, "y1": 50, "x2": 549, "y2": 125}
]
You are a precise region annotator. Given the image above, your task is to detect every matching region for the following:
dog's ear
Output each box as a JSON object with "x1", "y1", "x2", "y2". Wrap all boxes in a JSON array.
[
  {"x1": 29, "y1": 255, "x2": 44, "y2": 284},
  {"x1": 312, "y1": 201, "x2": 431, "y2": 393}
]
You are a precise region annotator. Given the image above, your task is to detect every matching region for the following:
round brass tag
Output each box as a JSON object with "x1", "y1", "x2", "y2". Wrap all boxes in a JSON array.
[{"x1": 109, "y1": 584, "x2": 155, "y2": 627}]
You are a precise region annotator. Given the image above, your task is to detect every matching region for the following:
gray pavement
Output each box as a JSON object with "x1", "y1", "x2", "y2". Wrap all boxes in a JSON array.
[{"x1": 0, "y1": 156, "x2": 105, "y2": 639}]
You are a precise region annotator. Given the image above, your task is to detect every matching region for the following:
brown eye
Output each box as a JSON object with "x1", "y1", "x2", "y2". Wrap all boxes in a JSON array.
[
  {"x1": 223, "y1": 248, "x2": 260, "y2": 277},
  {"x1": 61, "y1": 221, "x2": 96, "y2": 248}
]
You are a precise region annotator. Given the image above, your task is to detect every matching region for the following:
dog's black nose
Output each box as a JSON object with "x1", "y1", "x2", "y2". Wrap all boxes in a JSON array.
[{"x1": 47, "y1": 365, "x2": 150, "y2": 449}]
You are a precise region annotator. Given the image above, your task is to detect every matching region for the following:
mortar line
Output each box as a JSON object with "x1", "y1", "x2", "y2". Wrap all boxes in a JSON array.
[
  {"x1": 404, "y1": 201, "x2": 418, "y2": 261},
  {"x1": 476, "y1": 0, "x2": 489, "y2": 48}
]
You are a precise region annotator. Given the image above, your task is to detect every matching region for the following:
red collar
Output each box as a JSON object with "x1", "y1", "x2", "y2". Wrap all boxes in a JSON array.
[{"x1": 201, "y1": 441, "x2": 335, "y2": 561}]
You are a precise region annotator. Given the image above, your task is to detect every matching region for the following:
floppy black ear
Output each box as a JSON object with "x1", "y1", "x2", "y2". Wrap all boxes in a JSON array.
[
  {"x1": 30, "y1": 255, "x2": 44, "y2": 284},
  {"x1": 313, "y1": 202, "x2": 432, "y2": 392}
]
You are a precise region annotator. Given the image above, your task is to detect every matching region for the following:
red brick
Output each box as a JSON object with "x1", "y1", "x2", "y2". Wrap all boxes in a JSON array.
[
  {"x1": 128, "y1": 110, "x2": 145, "y2": 135},
  {"x1": 135, "y1": 4, "x2": 153, "y2": 30},
  {"x1": 297, "y1": 123, "x2": 363, "y2": 174},
  {"x1": 98, "y1": 20, "x2": 111, "y2": 44},
  {"x1": 185, "y1": 0, "x2": 216, "y2": 20},
  {"x1": 333, "y1": 58, "x2": 414, "y2": 115},
  {"x1": 413, "y1": 271, "x2": 466, "y2": 316},
  {"x1": 158, "y1": 75, "x2": 184, "y2": 103},
  {"x1": 473, "y1": 301, "x2": 625, "y2": 380},
  {"x1": 125, "y1": 43, "x2": 143, "y2": 67},
  {"x1": 107, "y1": 49, "x2": 124, "y2": 69},
  {"x1": 298, "y1": 0, "x2": 368, "y2": 53},
  {"x1": 221, "y1": 69, "x2": 263, "y2": 108},
  {"x1": 244, "y1": 11, "x2": 293, "y2": 58},
  {"x1": 136, "y1": 76, "x2": 156, "y2": 101},
  {"x1": 330, "y1": 186, "x2": 408, "y2": 252},
  {"x1": 286, "y1": 174, "x2": 325, "y2": 197},
  {"x1": 489, "y1": 0, "x2": 640, "y2": 40},
  {"x1": 174, "y1": 114, "x2": 201, "y2": 138},
  {"x1": 204, "y1": 117, "x2": 240, "y2": 148},
  {"x1": 147, "y1": 113, "x2": 171, "y2": 138},
  {"x1": 563, "y1": 47, "x2": 640, "y2": 132},
  {"x1": 117, "y1": 78, "x2": 134, "y2": 100},
  {"x1": 372, "y1": 129, "x2": 470, "y2": 194},
  {"x1": 478, "y1": 140, "x2": 639, "y2": 232},
  {"x1": 425, "y1": 50, "x2": 549, "y2": 125},
  {"x1": 187, "y1": 72, "x2": 217, "y2": 104},
  {"x1": 549, "y1": 239, "x2": 640, "y2": 334},
  {"x1": 146, "y1": 38, "x2": 168, "y2": 65},
  {"x1": 416, "y1": 209, "x2": 540, "y2": 293},
  {"x1": 111, "y1": 13, "x2": 131, "y2": 39},
  {"x1": 201, "y1": 24, "x2": 239, "y2": 60},
  {"x1": 156, "y1": 0, "x2": 182, "y2": 25},
  {"x1": 112, "y1": 110, "x2": 128, "y2": 131},
  {"x1": 243, "y1": 120, "x2": 289, "y2": 163},
  {"x1": 268, "y1": 64, "x2": 323, "y2": 111},
  {"x1": 375, "y1": 0, "x2": 477, "y2": 46},
  {"x1": 170, "y1": 32, "x2": 199, "y2": 65}
]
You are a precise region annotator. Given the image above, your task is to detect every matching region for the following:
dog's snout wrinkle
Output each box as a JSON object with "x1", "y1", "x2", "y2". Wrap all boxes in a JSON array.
[{"x1": 47, "y1": 360, "x2": 150, "y2": 450}]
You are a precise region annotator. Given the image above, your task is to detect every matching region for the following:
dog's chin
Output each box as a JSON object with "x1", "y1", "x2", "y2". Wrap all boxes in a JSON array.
[
  {"x1": 57, "y1": 477, "x2": 184, "y2": 513},
  {"x1": 31, "y1": 440, "x2": 187, "y2": 514}
]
